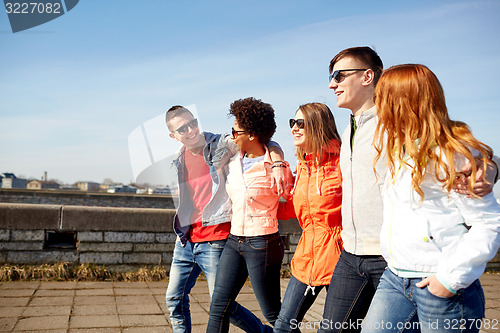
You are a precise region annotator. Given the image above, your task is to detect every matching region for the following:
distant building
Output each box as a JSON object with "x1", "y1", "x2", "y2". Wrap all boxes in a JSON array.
[
  {"x1": 76, "y1": 182, "x2": 100, "y2": 192},
  {"x1": 0, "y1": 173, "x2": 27, "y2": 189},
  {"x1": 27, "y1": 180, "x2": 60, "y2": 190},
  {"x1": 152, "y1": 186, "x2": 172, "y2": 195},
  {"x1": 99, "y1": 184, "x2": 110, "y2": 192},
  {"x1": 107, "y1": 185, "x2": 137, "y2": 194},
  {"x1": 27, "y1": 180, "x2": 41, "y2": 190},
  {"x1": 60, "y1": 185, "x2": 79, "y2": 191}
]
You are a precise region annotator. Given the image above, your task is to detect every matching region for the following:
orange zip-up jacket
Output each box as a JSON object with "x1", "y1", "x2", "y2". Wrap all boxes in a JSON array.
[{"x1": 278, "y1": 140, "x2": 343, "y2": 286}]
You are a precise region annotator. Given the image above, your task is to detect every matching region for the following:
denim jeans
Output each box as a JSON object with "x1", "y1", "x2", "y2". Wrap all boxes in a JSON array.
[
  {"x1": 206, "y1": 232, "x2": 284, "y2": 333},
  {"x1": 273, "y1": 275, "x2": 327, "y2": 333},
  {"x1": 318, "y1": 250, "x2": 387, "y2": 333},
  {"x1": 166, "y1": 239, "x2": 265, "y2": 333},
  {"x1": 361, "y1": 269, "x2": 485, "y2": 333}
]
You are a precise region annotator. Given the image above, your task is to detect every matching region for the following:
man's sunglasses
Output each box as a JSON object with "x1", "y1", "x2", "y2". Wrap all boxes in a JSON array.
[
  {"x1": 289, "y1": 119, "x2": 305, "y2": 129},
  {"x1": 175, "y1": 118, "x2": 198, "y2": 135},
  {"x1": 329, "y1": 69, "x2": 367, "y2": 83},
  {"x1": 232, "y1": 127, "x2": 246, "y2": 139}
]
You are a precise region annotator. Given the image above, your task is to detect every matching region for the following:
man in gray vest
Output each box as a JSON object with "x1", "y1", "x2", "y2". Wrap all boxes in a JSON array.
[{"x1": 318, "y1": 46, "x2": 499, "y2": 333}]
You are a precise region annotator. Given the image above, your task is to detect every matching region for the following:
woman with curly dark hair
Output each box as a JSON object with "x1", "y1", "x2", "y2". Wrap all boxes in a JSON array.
[{"x1": 206, "y1": 97, "x2": 289, "y2": 333}]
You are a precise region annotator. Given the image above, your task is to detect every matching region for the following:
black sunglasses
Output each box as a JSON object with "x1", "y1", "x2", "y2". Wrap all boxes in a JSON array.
[
  {"x1": 175, "y1": 118, "x2": 198, "y2": 135},
  {"x1": 231, "y1": 127, "x2": 246, "y2": 139},
  {"x1": 289, "y1": 119, "x2": 305, "y2": 129},
  {"x1": 329, "y1": 69, "x2": 367, "y2": 83}
]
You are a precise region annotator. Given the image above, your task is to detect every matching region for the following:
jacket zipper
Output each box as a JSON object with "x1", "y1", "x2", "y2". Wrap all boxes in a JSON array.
[
  {"x1": 242, "y1": 162, "x2": 248, "y2": 235},
  {"x1": 350, "y1": 117, "x2": 357, "y2": 252},
  {"x1": 249, "y1": 196, "x2": 270, "y2": 208},
  {"x1": 305, "y1": 162, "x2": 315, "y2": 288}
]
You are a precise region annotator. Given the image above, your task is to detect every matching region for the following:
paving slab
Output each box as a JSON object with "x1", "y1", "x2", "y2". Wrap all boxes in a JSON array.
[
  {"x1": 0, "y1": 289, "x2": 34, "y2": 297},
  {"x1": 115, "y1": 295, "x2": 157, "y2": 305},
  {"x1": 0, "y1": 318, "x2": 17, "y2": 331},
  {"x1": 73, "y1": 296, "x2": 115, "y2": 305},
  {"x1": 119, "y1": 314, "x2": 168, "y2": 327},
  {"x1": 0, "y1": 282, "x2": 40, "y2": 290},
  {"x1": 34, "y1": 289, "x2": 75, "y2": 297},
  {"x1": 122, "y1": 327, "x2": 172, "y2": 333},
  {"x1": 22, "y1": 305, "x2": 72, "y2": 317},
  {"x1": 14, "y1": 315, "x2": 69, "y2": 331},
  {"x1": 76, "y1": 282, "x2": 113, "y2": 289},
  {"x1": 116, "y1": 304, "x2": 163, "y2": 315},
  {"x1": 149, "y1": 288, "x2": 166, "y2": 296},
  {"x1": 69, "y1": 315, "x2": 121, "y2": 329},
  {"x1": 14, "y1": 330, "x2": 67, "y2": 333},
  {"x1": 72, "y1": 304, "x2": 118, "y2": 316},
  {"x1": 75, "y1": 288, "x2": 114, "y2": 296},
  {"x1": 114, "y1": 288, "x2": 151, "y2": 296},
  {"x1": 0, "y1": 308, "x2": 24, "y2": 318},
  {"x1": 39, "y1": 282, "x2": 78, "y2": 290},
  {"x1": 0, "y1": 297, "x2": 30, "y2": 307},
  {"x1": 69, "y1": 329, "x2": 120, "y2": 333},
  {"x1": 113, "y1": 282, "x2": 148, "y2": 289},
  {"x1": 29, "y1": 296, "x2": 73, "y2": 306}
]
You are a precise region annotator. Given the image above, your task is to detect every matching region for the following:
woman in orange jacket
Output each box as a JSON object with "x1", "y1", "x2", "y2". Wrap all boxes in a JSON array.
[{"x1": 274, "y1": 102, "x2": 343, "y2": 333}]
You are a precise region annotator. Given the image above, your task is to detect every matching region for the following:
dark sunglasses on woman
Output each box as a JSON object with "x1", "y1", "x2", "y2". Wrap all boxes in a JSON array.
[
  {"x1": 289, "y1": 118, "x2": 305, "y2": 129},
  {"x1": 231, "y1": 127, "x2": 246, "y2": 139}
]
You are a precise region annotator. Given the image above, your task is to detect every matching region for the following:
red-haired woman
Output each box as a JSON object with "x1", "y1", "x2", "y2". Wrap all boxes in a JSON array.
[{"x1": 362, "y1": 64, "x2": 500, "y2": 333}]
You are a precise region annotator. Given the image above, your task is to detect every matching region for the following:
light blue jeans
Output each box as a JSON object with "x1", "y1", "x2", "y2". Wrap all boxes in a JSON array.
[
  {"x1": 165, "y1": 239, "x2": 266, "y2": 333},
  {"x1": 361, "y1": 269, "x2": 485, "y2": 333}
]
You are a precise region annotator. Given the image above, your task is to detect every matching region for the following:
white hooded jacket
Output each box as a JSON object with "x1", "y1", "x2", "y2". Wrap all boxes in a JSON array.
[{"x1": 381, "y1": 151, "x2": 500, "y2": 291}]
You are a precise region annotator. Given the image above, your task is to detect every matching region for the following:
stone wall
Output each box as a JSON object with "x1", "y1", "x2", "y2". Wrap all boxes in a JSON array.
[
  {"x1": 0, "y1": 189, "x2": 175, "y2": 209},
  {"x1": 1, "y1": 203, "x2": 499, "y2": 273},
  {"x1": 0, "y1": 203, "x2": 302, "y2": 272}
]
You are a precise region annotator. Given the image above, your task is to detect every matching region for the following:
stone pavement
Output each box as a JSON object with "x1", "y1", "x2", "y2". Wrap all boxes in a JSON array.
[{"x1": 0, "y1": 274, "x2": 499, "y2": 332}]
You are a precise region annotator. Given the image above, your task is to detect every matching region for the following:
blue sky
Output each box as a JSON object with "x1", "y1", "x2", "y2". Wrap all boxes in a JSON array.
[{"x1": 1, "y1": 0, "x2": 500, "y2": 196}]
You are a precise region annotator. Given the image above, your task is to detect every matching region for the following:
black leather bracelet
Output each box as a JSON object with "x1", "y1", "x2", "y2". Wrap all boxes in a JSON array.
[{"x1": 271, "y1": 161, "x2": 288, "y2": 169}]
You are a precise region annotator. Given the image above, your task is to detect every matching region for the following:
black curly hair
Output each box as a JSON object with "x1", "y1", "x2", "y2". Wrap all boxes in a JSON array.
[{"x1": 229, "y1": 97, "x2": 276, "y2": 145}]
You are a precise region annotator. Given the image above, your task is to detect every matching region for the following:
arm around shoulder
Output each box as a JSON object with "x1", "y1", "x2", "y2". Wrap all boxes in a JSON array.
[{"x1": 492, "y1": 154, "x2": 500, "y2": 183}]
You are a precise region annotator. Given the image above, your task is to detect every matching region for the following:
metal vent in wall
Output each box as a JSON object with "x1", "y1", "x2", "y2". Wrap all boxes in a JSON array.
[{"x1": 44, "y1": 230, "x2": 77, "y2": 249}]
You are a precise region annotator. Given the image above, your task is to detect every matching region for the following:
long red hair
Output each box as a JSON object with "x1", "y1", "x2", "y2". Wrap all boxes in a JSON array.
[{"x1": 373, "y1": 64, "x2": 492, "y2": 199}]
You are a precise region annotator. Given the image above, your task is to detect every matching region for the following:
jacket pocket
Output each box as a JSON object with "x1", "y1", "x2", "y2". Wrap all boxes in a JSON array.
[
  {"x1": 261, "y1": 218, "x2": 278, "y2": 229},
  {"x1": 248, "y1": 195, "x2": 273, "y2": 210},
  {"x1": 321, "y1": 183, "x2": 342, "y2": 197},
  {"x1": 208, "y1": 239, "x2": 227, "y2": 249}
]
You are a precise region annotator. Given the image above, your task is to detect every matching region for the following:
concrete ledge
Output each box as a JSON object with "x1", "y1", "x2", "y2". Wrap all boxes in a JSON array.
[
  {"x1": 0, "y1": 203, "x2": 61, "y2": 230},
  {"x1": 62, "y1": 206, "x2": 175, "y2": 232},
  {"x1": 0, "y1": 203, "x2": 300, "y2": 233}
]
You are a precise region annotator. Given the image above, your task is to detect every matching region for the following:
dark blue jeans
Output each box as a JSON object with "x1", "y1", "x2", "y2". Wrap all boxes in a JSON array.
[
  {"x1": 207, "y1": 232, "x2": 284, "y2": 333},
  {"x1": 274, "y1": 275, "x2": 327, "y2": 333},
  {"x1": 318, "y1": 250, "x2": 387, "y2": 333}
]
